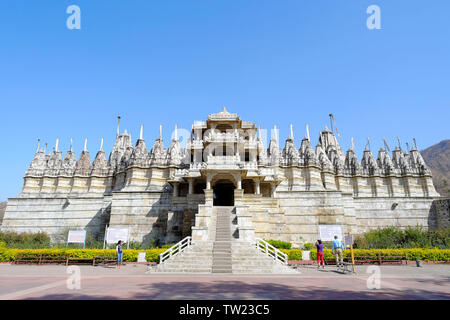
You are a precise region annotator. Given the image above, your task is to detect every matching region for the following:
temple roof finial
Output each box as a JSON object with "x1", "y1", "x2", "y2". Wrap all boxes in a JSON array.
[
  {"x1": 36, "y1": 139, "x2": 40, "y2": 154},
  {"x1": 70, "y1": 138, "x2": 73, "y2": 152},
  {"x1": 174, "y1": 124, "x2": 178, "y2": 141},
  {"x1": 140, "y1": 125, "x2": 144, "y2": 140},
  {"x1": 365, "y1": 137, "x2": 370, "y2": 151},
  {"x1": 55, "y1": 139, "x2": 59, "y2": 153},
  {"x1": 413, "y1": 138, "x2": 418, "y2": 150},
  {"x1": 159, "y1": 124, "x2": 162, "y2": 139},
  {"x1": 290, "y1": 124, "x2": 294, "y2": 140},
  {"x1": 351, "y1": 137, "x2": 354, "y2": 151},
  {"x1": 306, "y1": 124, "x2": 310, "y2": 141},
  {"x1": 117, "y1": 116, "x2": 121, "y2": 137},
  {"x1": 84, "y1": 138, "x2": 88, "y2": 152},
  {"x1": 100, "y1": 137, "x2": 104, "y2": 152}
]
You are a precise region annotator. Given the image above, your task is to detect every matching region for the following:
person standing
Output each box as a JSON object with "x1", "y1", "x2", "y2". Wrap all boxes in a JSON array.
[
  {"x1": 116, "y1": 240, "x2": 123, "y2": 269},
  {"x1": 315, "y1": 239, "x2": 325, "y2": 269},
  {"x1": 332, "y1": 236, "x2": 344, "y2": 268}
]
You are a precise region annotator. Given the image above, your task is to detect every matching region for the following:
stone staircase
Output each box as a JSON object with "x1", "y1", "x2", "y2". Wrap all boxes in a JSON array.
[
  {"x1": 150, "y1": 241, "x2": 213, "y2": 273},
  {"x1": 150, "y1": 205, "x2": 297, "y2": 274},
  {"x1": 212, "y1": 207, "x2": 233, "y2": 273},
  {"x1": 231, "y1": 241, "x2": 297, "y2": 274}
]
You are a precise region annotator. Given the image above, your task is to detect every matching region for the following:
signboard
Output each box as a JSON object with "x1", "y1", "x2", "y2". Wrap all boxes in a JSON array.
[
  {"x1": 302, "y1": 250, "x2": 311, "y2": 261},
  {"x1": 106, "y1": 227, "x2": 129, "y2": 244},
  {"x1": 67, "y1": 230, "x2": 86, "y2": 244},
  {"x1": 137, "y1": 252, "x2": 147, "y2": 263},
  {"x1": 318, "y1": 225, "x2": 343, "y2": 241},
  {"x1": 345, "y1": 235, "x2": 354, "y2": 246}
]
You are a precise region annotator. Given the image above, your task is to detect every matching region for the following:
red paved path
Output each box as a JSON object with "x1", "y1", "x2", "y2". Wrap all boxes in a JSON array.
[{"x1": 0, "y1": 264, "x2": 449, "y2": 300}]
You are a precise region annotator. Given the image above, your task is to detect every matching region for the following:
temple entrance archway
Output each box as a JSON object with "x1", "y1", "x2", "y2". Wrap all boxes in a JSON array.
[{"x1": 213, "y1": 179, "x2": 235, "y2": 206}]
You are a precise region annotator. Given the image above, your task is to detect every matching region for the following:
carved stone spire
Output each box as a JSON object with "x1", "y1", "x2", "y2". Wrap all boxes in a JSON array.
[
  {"x1": 316, "y1": 144, "x2": 333, "y2": 171},
  {"x1": 377, "y1": 148, "x2": 395, "y2": 175},
  {"x1": 61, "y1": 147, "x2": 76, "y2": 176},
  {"x1": 344, "y1": 148, "x2": 362, "y2": 175},
  {"x1": 168, "y1": 125, "x2": 182, "y2": 166},
  {"x1": 361, "y1": 148, "x2": 379, "y2": 176},
  {"x1": 109, "y1": 129, "x2": 133, "y2": 171},
  {"x1": 75, "y1": 142, "x2": 92, "y2": 176},
  {"x1": 130, "y1": 130, "x2": 148, "y2": 166},
  {"x1": 92, "y1": 139, "x2": 108, "y2": 175},
  {"x1": 150, "y1": 127, "x2": 167, "y2": 166},
  {"x1": 27, "y1": 144, "x2": 47, "y2": 176},
  {"x1": 268, "y1": 125, "x2": 280, "y2": 165},
  {"x1": 300, "y1": 137, "x2": 318, "y2": 166}
]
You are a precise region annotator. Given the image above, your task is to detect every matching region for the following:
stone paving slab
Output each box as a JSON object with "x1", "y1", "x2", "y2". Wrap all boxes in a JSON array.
[{"x1": 0, "y1": 264, "x2": 449, "y2": 300}]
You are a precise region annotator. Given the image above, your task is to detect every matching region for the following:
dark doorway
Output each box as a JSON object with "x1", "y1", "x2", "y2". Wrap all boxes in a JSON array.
[{"x1": 213, "y1": 181, "x2": 235, "y2": 206}]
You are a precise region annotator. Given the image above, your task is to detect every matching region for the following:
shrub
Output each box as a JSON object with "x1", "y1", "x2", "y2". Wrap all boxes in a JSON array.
[
  {"x1": 280, "y1": 249, "x2": 302, "y2": 260},
  {"x1": 265, "y1": 239, "x2": 292, "y2": 249},
  {"x1": 303, "y1": 243, "x2": 314, "y2": 250},
  {"x1": 354, "y1": 227, "x2": 450, "y2": 249},
  {"x1": 0, "y1": 231, "x2": 51, "y2": 249},
  {"x1": 0, "y1": 247, "x2": 166, "y2": 263}
]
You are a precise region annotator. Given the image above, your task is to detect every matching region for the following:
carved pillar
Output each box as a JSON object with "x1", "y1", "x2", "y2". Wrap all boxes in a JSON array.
[
  {"x1": 173, "y1": 182, "x2": 179, "y2": 197},
  {"x1": 255, "y1": 179, "x2": 261, "y2": 195},
  {"x1": 206, "y1": 174, "x2": 212, "y2": 189},
  {"x1": 188, "y1": 179, "x2": 194, "y2": 194}
]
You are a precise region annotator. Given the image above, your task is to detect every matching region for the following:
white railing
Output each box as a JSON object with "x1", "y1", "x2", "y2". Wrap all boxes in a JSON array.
[
  {"x1": 254, "y1": 238, "x2": 288, "y2": 265},
  {"x1": 159, "y1": 236, "x2": 192, "y2": 264}
]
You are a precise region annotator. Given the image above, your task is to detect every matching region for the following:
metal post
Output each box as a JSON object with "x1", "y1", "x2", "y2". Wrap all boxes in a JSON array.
[{"x1": 349, "y1": 232, "x2": 356, "y2": 274}]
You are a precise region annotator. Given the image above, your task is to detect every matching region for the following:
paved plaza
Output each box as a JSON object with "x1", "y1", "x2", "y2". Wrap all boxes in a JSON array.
[{"x1": 0, "y1": 263, "x2": 449, "y2": 300}]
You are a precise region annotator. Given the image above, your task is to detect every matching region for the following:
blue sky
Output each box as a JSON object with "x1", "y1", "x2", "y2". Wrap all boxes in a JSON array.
[{"x1": 0, "y1": 0, "x2": 449, "y2": 201}]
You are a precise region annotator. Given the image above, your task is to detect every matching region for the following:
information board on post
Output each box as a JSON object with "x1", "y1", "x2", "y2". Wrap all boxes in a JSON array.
[
  {"x1": 345, "y1": 234, "x2": 354, "y2": 247},
  {"x1": 67, "y1": 230, "x2": 86, "y2": 243},
  {"x1": 318, "y1": 225, "x2": 343, "y2": 241},
  {"x1": 105, "y1": 227, "x2": 129, "y2": 244}
]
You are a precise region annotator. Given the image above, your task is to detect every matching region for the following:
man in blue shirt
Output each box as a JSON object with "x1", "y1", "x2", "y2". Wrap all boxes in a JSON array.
[{"x1": 332, "y1": 236, "x2": 344, "y2": 267}]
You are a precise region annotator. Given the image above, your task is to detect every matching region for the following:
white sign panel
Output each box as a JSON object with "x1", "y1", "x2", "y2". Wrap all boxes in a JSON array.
[
  {"x1": 318, "y1": 225, "x2": 343, "y2": 241},
  {"x1": 345, "y1": 235, "x2": 354, "y2": 246},
  {"x1": 137, "y1": 252, "x2": 147, "y2": 263},
  {"x1": 302, "y1": 251, "x2": 311, "y2": 261},
  {"x1": 106, "y1": 228, "x2": 129, "y2": 244},
  {"x1": 67, "y1": 230, "x2": 86, "y2": 244}
]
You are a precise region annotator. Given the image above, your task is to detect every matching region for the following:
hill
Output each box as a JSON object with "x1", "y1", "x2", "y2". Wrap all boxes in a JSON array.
[{"x1": 421, "y1": 139, "x2": 450, "y2": 197}]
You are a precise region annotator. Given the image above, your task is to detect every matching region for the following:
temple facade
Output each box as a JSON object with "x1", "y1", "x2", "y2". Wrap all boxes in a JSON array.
[{"x1": 1, "y1": 108, "x2": 442, "y2": 247}]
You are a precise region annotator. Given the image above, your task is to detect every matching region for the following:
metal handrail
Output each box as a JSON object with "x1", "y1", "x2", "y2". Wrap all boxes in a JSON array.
[
  {"x1": 159, "y1": 236, "x2": 192, "y2": 264},
  {"x1": 254, "y1": 238, "x2": 288, "y2": 265}
]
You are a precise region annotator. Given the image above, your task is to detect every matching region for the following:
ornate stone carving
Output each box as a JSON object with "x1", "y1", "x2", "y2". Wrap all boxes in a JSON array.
[
  {"x1": 150, "y1": 137, "x2": 167, "y2": 166},
  {"x1": 344, "y1": 149, "x2": 362, "y2": 175},
  {"x1": 75, "y1": 151, "x2": 92, "y2": 176},
  {"x1": 130, "y1": 139, "x2": 148, "y2": 166},
  {"x1": 61, "y1": 150, "x2": 76, "y2": 176},
  {"x1": 282, "y1": 139, "x2": 299, "y2": 165},
  {"x1": 92, "y1": 151, "x2": 108, "y2": 175},
  {"x1": 299, "y1": 138, "x2": 318, "y2": 166},
  {"x1": 361, "y1": 149, "x2": 380, "y2": 176},
  {"x1": 316, "y1": 145, "x2": 334, "y2": 172},
  {"x1": 26, "y1": 151, "x2": 47, "y2": 176}
]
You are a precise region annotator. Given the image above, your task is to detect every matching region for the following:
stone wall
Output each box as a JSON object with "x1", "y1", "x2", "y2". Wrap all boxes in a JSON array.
[
  {"x1": 1, "y1": 196, "x2": 109, "y2": 242},
  {"x1": 428, "y1": 198, "x2": 450, "y2": 229}
]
